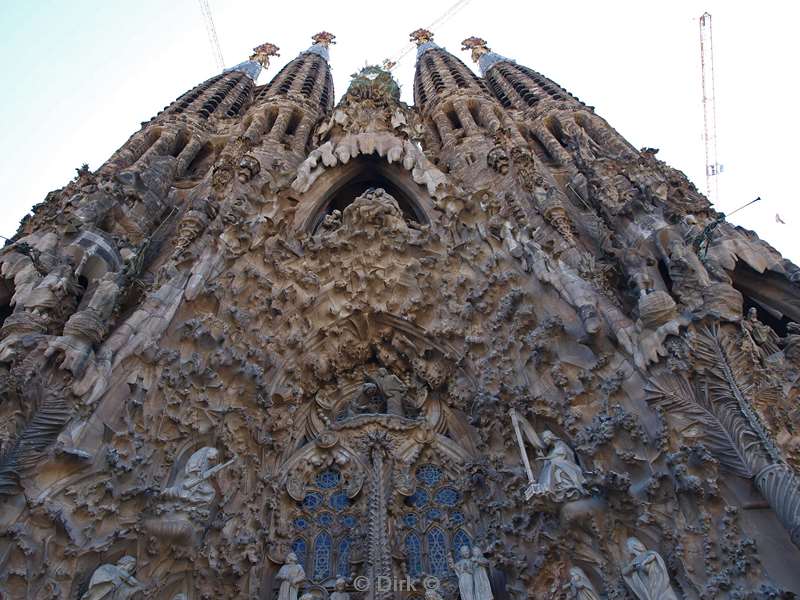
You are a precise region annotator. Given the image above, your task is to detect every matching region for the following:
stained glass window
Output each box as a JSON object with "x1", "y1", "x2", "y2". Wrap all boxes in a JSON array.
[
  {"x1": 336, "y1": 537, "x2": 352, "y2": 577},
  {"x1": 329, "y1": 490, "x2": 350, "y2": 511},
  {"x1": 406, "y1": 489, "x2": 429, "y2": 508},
  {"x1": 406, "y1": 533, "x2": 423, "y2": 577},
  {"x1": 293, "y1": 517, "x2": 309, "y2": 530},
  {"x1": 452, "y1": 529, "x2": 471, "y2": 556},
  {"x1": 450, "y1": 512, "x2": 465, "y2": 525},
  {"x1": 317, "y1": 512, "x2": 334, "y2": 526},
  {"x1": 427, "y1": 527, "x2": 449, "y2": 576},
  {"x1": 316, "y1": 469, "x2": 341, "y2": 489},
  {"x1": 434, "y1": 487, "x2": 460, "y2": 507},
  {"x1": 313, "y1": 532, "x2": 332, "y2": 581},
  {"x1": 416, "y1": 464, "x2": 442, "y2": 486},
  {"x1": 403, "y1": 513, "x2": 419, "y2": 527},
  {"x1": 303, "y1": 492, "x2": 323, "y2": 510},
  {"x1": 292, "y1": 538, "x2": 307, "y2": 570},
  {"x1": 340, "y1": 514, "x2": 357, "y2": 528},
  {"x1": 426, "y1": 508, "x2": 443, "y2": 522}
]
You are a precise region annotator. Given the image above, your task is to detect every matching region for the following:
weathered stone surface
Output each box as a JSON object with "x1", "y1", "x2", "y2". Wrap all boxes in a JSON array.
[{"x1": 1, "y1": 30, "x2": 800, "y2": 600}]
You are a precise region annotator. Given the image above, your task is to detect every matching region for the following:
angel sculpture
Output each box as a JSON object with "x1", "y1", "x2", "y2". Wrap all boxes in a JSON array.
[{"x1": 509, "y1": 409, "x2": 587, "y2": 502}]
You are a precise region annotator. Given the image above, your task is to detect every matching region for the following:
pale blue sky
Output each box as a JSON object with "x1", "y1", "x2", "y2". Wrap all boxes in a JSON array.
[{"x1": 1, "y1": 1, "x2": 798, "y2": 262}]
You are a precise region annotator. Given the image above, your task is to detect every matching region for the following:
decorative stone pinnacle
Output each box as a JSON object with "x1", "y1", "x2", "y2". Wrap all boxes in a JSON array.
[
  {"x1": 461, "y1": 36, "x2": 490, "y2": 64},
  {"x1": 250, "y1": 42, "x2": 280, "y2": 68},
  {"x1": 409, "y1": 29, "x2": 434, "y2": 46},
  {"x1": 312, "y1": 32, "x2": 336, "y2": 47}
]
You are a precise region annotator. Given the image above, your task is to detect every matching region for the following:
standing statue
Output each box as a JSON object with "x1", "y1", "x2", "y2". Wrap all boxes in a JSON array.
[
  {"x1": 454, "y1": 545, "x2": 476, "y2": 600},
  {"x1": 567, "y1": 567, "x2": 600, "y2": 600},
  {"x1": 330, "y1": 577, "x2": 350, "y2": 600},
  {"x1": 622, "y1": 537, "x2": 678, "y2": 600},
  {"x1": 471, "y1": 546, "x2": 494, "y2": 600},
  {"x1": 276, "y1": 552, "x2": 306, "y2": 600},
  {"x1": 80, "y1": 555, "x2": 141, "y2": 600}
]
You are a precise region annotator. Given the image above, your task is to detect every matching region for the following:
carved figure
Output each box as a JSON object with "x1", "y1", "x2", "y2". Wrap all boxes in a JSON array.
[
  {"x1": 330, "y1": 577, "x2": 350, "y2": 600},
  {"x1": 471, "y1": 546, "x2": 494, "y2": 600},
  {"x1": 80, "y1": 556, "x2": 141, "y2": 600},
  {"x1": 276, "y1": 552, "x2": 305, "y2": 600},
  {"x1": 567, "y1": 567, "x2": 600, "y2": 600},
  {"x1": 742, "y1": 307, "x2": 780, "y2": 358},
  {"x1": 622, "y1": 537, "x2": 678, "y2": 600},
  {"x1": 454, "y1": 545, "x2": 476, "y2": 600}
]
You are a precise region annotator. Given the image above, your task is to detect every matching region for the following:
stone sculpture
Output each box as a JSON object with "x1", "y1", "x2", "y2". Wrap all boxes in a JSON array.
[
  {"x1": 80, "y1": 556, "x2": 141, "y2": 600},
  {"x1": 622, "y1": 537, "x2": 679, "y2": 600},
  {"x1": 276, "y1": 552, "x2": 305, "y2": 600},
  {"x1": 567, "y1": 567, "x2": 600, "y2": 600},
  {"x1": 330, "y1": 577, "x2": 350, "y2": 600}
]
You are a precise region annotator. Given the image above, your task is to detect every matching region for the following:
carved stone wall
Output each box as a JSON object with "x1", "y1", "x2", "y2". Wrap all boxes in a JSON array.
[{"x1": 1, "y1": 31, "x2": 800, "y2": 600}]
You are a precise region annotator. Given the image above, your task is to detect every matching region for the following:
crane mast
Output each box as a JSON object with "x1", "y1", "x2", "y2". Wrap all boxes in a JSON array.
[
  {"x1": 699, "y1": 12, "x2": 720, "y2": 203},
  {"x1": 198, "y1": 0, "x2": 225, "y2": 70}
]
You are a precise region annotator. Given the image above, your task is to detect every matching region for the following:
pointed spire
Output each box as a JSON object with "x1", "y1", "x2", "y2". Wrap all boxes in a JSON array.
[
  {"x1": 225, "y1": 41, "x2": 280, "y2": 80},
  {"x1": 410, "y1": 28, "x2": 439, "y2": 59},
  {"x1": 302, "y1": 31, "x2": 336, "y2": 62},
  {"x1": 461, "y1": 36, "x2": 513, "y2": 75}
]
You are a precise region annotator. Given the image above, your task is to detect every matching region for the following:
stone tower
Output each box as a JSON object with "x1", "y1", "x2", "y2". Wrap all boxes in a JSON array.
[{"x1": 2, "y1": 28, "x2": 800, "y2": 600}]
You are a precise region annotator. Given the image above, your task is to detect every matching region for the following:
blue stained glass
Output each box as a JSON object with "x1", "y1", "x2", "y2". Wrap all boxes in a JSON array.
[
  {"x1": 336, "y1": 537, "x2": 352, "y2": 577},
  {"x1": 406, "y1": 489, "x2": 428, "y2": 508},
  {"x1": 403, "y1": 513, "x2": 419, "y2": 527},
  {"x1": 405, "y1": 533, "x2": 423, "y2": 577},
  {"x1": 426, "y1": 508, "x2": 443, "y2": 521},
  {"x1": 303, "y1": 492, "x2": 323, "y2": 510},
  {"x1": 340, "y1": 514, "x2": 357, "y2": 528},
  {"x1": 416, "y1": 464, "x2": 442, "y2": 486},
  {"x1": 313, "y1": 532, "x2": 332, "y2": 581},
  {"x1": 293, "y1": 517, "x2": 309, "y2": 530},
  {"x1": 317, "y1": 512, "x2": 334, "y2": 526},
  {"x1": 427, "y1": 527, "x2": 449, "y2": 576},
  {"x1": 316, "y1": 469, "x2": 341, "y2": 489},
  {"x1": 434, "y1": 487, "x2": 460, "y2": 507},
  {"x1": 292, "y1": 538, "x2": 307, "y2": 570},
  {"x1": 450, "y1": 512, "x2": 465, "y2": 525},
  {"x1": 452, "y1": 529, "x2": 472, "y2": 555},
  {"x1": 329, "y1": 491, "x2": 350, "y2": 512}
]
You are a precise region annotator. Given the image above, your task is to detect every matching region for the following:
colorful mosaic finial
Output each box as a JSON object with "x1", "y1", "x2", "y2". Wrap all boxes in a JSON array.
[
  {"x1": 311, "y1": 32, "x2": 336, "y2": 48},
  {"x1": 250, "y1": 42, "x2": 280, "y2": 69},
  {"x1": 409, "y1": 29, "x2": 434, "y2": 46},
  {"x1": 461, "y1": 36, "x2": 491, "y2": 64}
]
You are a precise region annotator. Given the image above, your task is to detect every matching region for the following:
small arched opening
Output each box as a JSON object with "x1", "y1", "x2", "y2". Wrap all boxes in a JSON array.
[{"x1": 298, "y1": 156, "x2": 434, "y2": 234}]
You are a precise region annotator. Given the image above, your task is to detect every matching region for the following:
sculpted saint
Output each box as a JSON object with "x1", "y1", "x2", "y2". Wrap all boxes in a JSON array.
[
  {"x1": 454, "y1": 545, "x2": 476, "y2": 600},
  {"x1": 622, "y1": 537, "x2": 678, "y2": 600},
  {"x1": 276, "y1": 552, "x2": 306, "y2": 600},
  {"x1": 80, "y1": 556, "x2": 141, "y2": 600}
]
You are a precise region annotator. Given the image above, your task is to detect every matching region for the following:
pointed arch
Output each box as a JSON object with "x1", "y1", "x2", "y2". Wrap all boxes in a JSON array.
[{"x1": 293, "y1": 156, "x2": 438, "y2": 233}]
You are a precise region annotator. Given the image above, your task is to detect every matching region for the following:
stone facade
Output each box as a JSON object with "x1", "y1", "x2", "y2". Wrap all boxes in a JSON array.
[{"x1": 1, "y1": 30, "x2": 800, "y2": 599}]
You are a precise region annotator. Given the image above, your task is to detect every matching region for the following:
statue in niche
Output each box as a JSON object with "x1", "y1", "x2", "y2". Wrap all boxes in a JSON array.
[
  {"x1": 510, "y1": 410, "x2": 587, "y2": 502},
  {"x1": 622, "y1": 537, "x2": 679, "y2": 600},
  {"x1": 567, "y1": 567, "x2": 600, "y2": 600},
  {"x1": 330, "y1": 577, "x2": 350, "y2": 600},
  {"x1": 349, "y1": 368, "x2": 407, "y2": 417},
  {"x1": 276, "y1": 552, "x2": 306, "y2": 600},
  {"x1": 454, "y1": 545, "x2": 477, "y2": 600},
  {"x1": 472, "y1": 546, "x2": 494, "y2": 600},
  {"x1": 340, "y1": 187, "x2": 408, "y2": 234},
  {"x1": 80, "y1": 555, "x2": 141, "y2": 600}
]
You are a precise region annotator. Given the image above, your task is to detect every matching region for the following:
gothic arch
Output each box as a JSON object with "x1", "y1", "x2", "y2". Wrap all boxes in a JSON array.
[{"x1": 292, "y1": 156, "x2": 439, "y2": 233}]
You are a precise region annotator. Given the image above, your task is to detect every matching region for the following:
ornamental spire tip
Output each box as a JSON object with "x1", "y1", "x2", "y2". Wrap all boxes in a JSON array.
[
  {"x1": 250, "y1": 42, "x2": 280, "y2": 69},
  {"x1": 461, "y1": 36, "x2": 491, "y2": 64},
  {"x1": 409, "y1": 29, "x2": 434, "y2": 46},
  {"x1": 312, "y1": 32, "x2": 336, "y2": 48}
]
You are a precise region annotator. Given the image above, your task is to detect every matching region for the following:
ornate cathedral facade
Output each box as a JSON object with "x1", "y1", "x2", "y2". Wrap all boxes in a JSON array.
[{"x1": 1, "y1": 28, "x2": 800, "y2": 600}]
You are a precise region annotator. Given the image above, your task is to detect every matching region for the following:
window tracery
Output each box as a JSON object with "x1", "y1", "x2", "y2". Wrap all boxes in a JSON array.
[
  {"x1": 399, "y1": 463, "x2": 472, "y2": 579},
  {"x1": 289, "y1": 467, "x2": 356, "y2": 584}
]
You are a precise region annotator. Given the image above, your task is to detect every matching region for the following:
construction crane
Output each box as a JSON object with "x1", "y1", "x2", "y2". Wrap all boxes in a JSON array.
[
  {"x1": 699, "y1": 12, "x2": 720, "y2": 203},
  {"x1": 198, "y1": 0, "x2": 225, "y2": 70},
  {"x1": 383, "y1": 0, "x2": 473, "y2": 71}
]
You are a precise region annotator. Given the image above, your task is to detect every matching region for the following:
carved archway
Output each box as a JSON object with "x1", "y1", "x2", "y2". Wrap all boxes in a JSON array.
[{"x1": 292, "y1": 157, "x2": 439, "y2": 233}]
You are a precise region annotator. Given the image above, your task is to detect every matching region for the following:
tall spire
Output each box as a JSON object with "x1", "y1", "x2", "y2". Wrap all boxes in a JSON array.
[
  {"x1": 225, "y1": 41, "x2": 280, "y2": 80},
  {"x1": 302, "y1": 31, "x2": 336, "y2": 62},
  {"x1": 410, "y1": 28, "x2": 439, "y2": 59}
]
